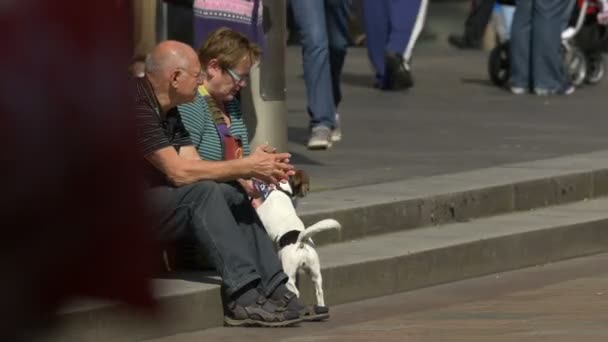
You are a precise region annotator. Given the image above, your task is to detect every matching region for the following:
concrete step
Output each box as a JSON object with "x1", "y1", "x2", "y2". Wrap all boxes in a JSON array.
[
  {"x1": 297, "y1": 197, "x2": 608, "y2": 306},
  {"x1": 299, "y1": 150, "x2": 608, "y2": 246},
  {"x1": 45, "y1": 196, "x2": 608, "y2": 342}
]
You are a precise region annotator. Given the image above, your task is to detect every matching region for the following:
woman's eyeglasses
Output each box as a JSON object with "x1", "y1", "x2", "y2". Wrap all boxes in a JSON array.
[{"x1": 226, "y1": 68, "x2": 249, "y2": 85}]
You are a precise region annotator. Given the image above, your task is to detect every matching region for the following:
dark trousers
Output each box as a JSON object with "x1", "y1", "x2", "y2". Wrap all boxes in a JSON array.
[
  {"x1": 145, "y1": 181, "x2": 287, "y2": 298},
  {"x1": 463, "y1": 0, "x2": 496, "y2": 44},
  {"x1": 362, "y1": 0, "x2": 427, "y2": 84}
]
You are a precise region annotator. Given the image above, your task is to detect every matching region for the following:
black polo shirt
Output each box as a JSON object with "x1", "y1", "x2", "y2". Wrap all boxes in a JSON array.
[{"x1": 134, "y1": 77, "x2": 193, "y2": 187}]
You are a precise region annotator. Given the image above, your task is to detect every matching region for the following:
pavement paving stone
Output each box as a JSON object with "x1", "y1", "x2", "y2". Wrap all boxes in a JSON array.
[{"x1": 146, "y1": 254, "x2": 608, "y2": 342}]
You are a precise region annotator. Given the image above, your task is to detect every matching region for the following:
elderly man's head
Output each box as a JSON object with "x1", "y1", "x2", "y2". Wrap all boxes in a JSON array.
[
  {"x1": 198, "y1": 28, "x2": 261, "y2": 102},
  {"x1": 145, "y1": 40, "x2": 203, "y2": 105}
]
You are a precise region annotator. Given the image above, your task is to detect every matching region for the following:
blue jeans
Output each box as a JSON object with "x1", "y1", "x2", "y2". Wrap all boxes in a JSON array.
[
  {"x1": 510, "y1": 0, "x2": 574, "y2": 90},
  {"x1": 145, "y1": 181, "x2": 287, "y2": 298},
  {"x1": 290, "y1": 0, "x2": 350, "y2": 129}
]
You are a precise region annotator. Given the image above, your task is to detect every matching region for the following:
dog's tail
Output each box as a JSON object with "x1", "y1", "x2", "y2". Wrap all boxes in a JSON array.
[{"x1": 297, "y1": 219, "x2": 341, "y2": 246}]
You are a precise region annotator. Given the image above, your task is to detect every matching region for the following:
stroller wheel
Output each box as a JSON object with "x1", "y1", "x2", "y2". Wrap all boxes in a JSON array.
[
  {"x1": 488, "y1": 42, "x2": 510, "y2": 87},
  {"x1": 564, "y1": 47, "x2": 587, "y2": 87},
  {"x1": 585, "y1": 56, "x2": 605, "y2": 84}
]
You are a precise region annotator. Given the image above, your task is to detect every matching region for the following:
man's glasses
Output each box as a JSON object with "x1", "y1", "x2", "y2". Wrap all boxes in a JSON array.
[{"x1": 226, "y1": 68, "x2": 249, "y2": 85}]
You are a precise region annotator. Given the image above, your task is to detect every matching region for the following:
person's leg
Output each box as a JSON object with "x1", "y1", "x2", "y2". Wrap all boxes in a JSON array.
[
  {"x1": 287, "y1": 0, "x2": 301, "y2": 45},
  {"x1": 218, "y1": 183, "x2": 330, "y2": 320},
  {"x1": 509, "y1": 0, "x2": 533, "y2": 89},
  {"x1": 363, "y1": 0, "x2": 414, "y2": 90},
  {"x1": 464, "y1": 0, "x2": 496, "y2": 44},
  {"x1": 362, "y1": 0, "x2": 390, "y2": 86},
  {"x1": 349, "y1": 0, "x2": 367, "y2": 46},
  {"x1": 401, "y1": 0, "x2": 429, "y2": 65},
  {"x1": 217, "y1": 183, "x2": 287, "y2": 297},
  {"x1": 290, "y1": 0, "x2": 335, "y2": 131},
  {"x1": 325, "y1": 0, "x2": 351, "y2": 109},
  {"x1": 324, "y1": 0, "x2": 351, "y2": 142},
  {"x1": 145, "y1": 181, "x2": 300, "y2": 326},
  {"x1": 531, "y1": 0, "x2": 574, "y2": 93},
  {"x1": 382, "y1": 0, "x2": 424, "y2": 90},
  {"x1": 145, "y1": 182, "x2": 261, "y2": 295},
  {"x1": 382, "y1": 0, "x2": 411, "y2": 57}
]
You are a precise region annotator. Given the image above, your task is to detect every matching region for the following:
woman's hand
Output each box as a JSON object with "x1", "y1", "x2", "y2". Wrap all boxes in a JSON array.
[
  {"x1": 238, "y1": 178, "x2": 261, "y2": 199},
  {"x1": 244, "y1": 144, "x2": 295, "y2": 185}
]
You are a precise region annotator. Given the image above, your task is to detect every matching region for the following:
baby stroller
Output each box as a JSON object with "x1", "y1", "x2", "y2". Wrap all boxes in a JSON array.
[{"x1": 488, "y1": 0, "x2": 608, "y2": 88}]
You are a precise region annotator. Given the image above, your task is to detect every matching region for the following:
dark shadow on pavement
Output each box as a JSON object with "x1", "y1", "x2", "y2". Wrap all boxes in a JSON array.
[
  {"x1": 297, "y1": 71, "x2": 373, "y2": 88},
  {"x1": 461, "y1": 78, "x2": 495, "y2": 87},
  {"x1": 288, "y1": 126, "x2": 309, "y2": 145},
  {"x1": 341, "y1": 72, "x2": 374, "y2": 88},
  {"x1": 157, "y1": 270, "x2": 222, "y2": 286}
]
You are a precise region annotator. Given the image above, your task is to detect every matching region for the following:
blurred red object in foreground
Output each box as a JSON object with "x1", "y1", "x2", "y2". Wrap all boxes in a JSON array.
[{"x1": 0, "y1": 0, "x2": 156, "y2": 339}]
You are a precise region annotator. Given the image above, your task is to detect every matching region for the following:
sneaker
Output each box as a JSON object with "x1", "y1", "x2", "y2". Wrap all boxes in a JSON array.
[
  {"x1": 269, "y1": 289, "x2": 330, "y2": 322},
  {"x1": 331, "y1": 113, "x2": 342, "y2": 142},
  {"x1": 307, "y1": 126, "x2": 332, "y2": 150},
  {"x1": 510, "y1": 86, "x2": 527, "y2": 95},
  {"x1": 534, "y1": 88, "x2": 551, "y2": 96},
  {"x1": 534, "y1": 84, "x2": 575, "y2": 96},
  {"x1": 224, "y1": 296, "x2": 302, "y2": 327},
  {"x1": 561, "y1": 84, "x2": 576, "y2": 95}
]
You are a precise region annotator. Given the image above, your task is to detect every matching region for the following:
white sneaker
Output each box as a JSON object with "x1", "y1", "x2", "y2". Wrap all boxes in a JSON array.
[
  {"x1": 331, "y1": 113, "x2": 342, "y2": 142},
  {"x1": 307, "y1": 126, "x2": 332, "y2": 150},
  {"x1": 534, "y1": 84, "x2": 575, "y2": 96},
  {"x1": 510, "y1": 86, "x2": 527, "y2": 95}
]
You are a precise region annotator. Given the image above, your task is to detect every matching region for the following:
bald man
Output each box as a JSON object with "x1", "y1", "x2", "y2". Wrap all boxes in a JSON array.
[{"x1": 135, "y1": 41, "x2": 304, "y2": 327}]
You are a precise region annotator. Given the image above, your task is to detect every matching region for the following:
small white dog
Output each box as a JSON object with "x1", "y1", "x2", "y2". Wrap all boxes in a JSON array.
[{"x1": 256, "y1": 182, "x2": 341, "y2": 307}]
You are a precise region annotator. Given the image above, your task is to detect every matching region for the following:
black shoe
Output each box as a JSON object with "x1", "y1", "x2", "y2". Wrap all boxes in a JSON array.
[
  {"x1": 448, "y1": 34, "x2": 481, "y2": 50},
  {"x1": 384, "y1": 52, "x2": 414, "y2": 90}
]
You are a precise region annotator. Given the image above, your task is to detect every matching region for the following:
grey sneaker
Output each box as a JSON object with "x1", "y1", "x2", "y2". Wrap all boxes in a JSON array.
[
  {"x1": 307, "y1": 126, "x2": 332, "y2": 150},
  {"x1": 224, "y1": 296, "x2": 302, "y2": 327},
  {"x1": 331, "y1": 113, "x2": 342, "y2": 142}
]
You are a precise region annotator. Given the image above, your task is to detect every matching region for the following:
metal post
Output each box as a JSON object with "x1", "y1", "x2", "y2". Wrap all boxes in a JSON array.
[
  {"x1": 156, "y1": 0, "x2": 168, "y2": 42},
  {"x1": 241, "y1": 0, "x2": 288, "y2": 152}
]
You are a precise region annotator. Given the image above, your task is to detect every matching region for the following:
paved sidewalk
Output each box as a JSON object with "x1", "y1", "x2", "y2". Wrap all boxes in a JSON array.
[
  {"x1": 283, "y1": 1, "x2": 608, "y2": 192},
  {"x1": 148, "y1": 253, "x2": 608, "y2": 342}
]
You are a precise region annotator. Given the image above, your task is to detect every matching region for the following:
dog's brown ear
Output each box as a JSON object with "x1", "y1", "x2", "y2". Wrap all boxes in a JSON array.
[{"x1": 293, "y1": 169, "x2": 310, "y2": 197}]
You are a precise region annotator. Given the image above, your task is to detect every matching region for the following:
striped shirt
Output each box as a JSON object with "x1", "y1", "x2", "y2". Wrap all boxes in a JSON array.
[
  {"x1": 179, "y1": 87, "x2": 250, "y2": 161},
  {"x1": 134, "y1": 77, "x2": 193, "y2": 186}
]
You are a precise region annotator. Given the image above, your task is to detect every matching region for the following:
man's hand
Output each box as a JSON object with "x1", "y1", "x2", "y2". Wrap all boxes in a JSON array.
[
  {"x1": 245, "y1": 145, "x2": 295, "y2": 185},
  {"x1": 261, "y1": 144, "x2": 277, "y2": 154},
  {"x1": 260, "y1": 144, "x2": 292, "y2": 179}
]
